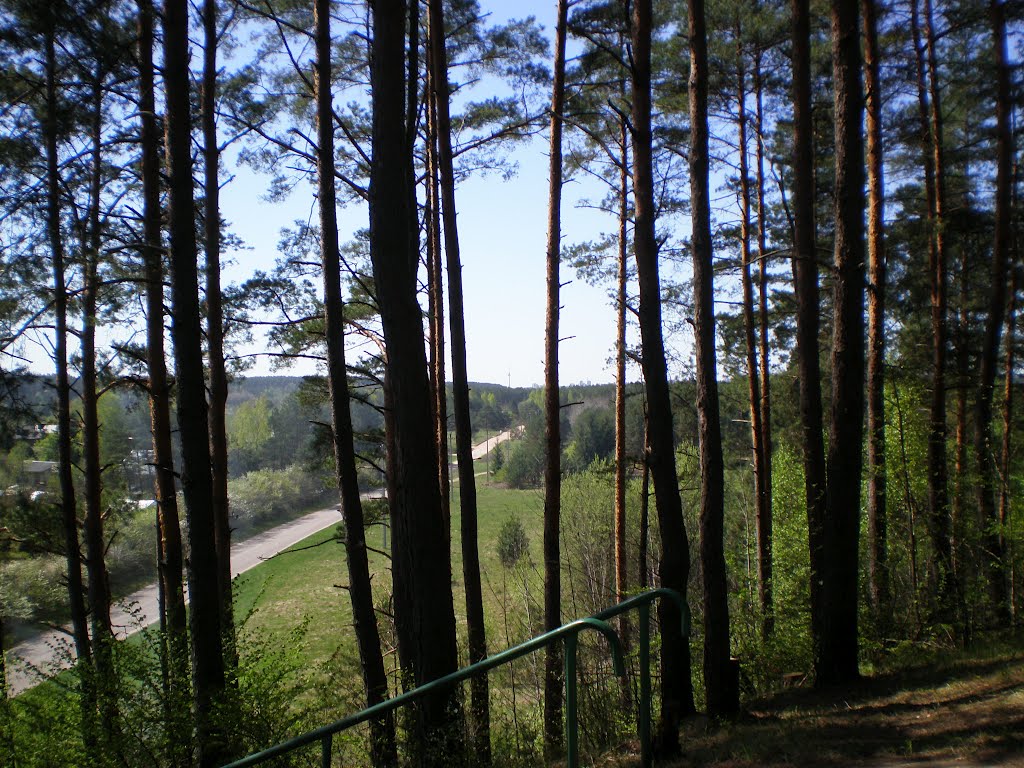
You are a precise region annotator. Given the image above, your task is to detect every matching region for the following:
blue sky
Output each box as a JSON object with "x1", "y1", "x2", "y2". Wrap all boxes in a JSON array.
[{"x1": 220, "y1": 0, "x2": 673, "y2": 388}]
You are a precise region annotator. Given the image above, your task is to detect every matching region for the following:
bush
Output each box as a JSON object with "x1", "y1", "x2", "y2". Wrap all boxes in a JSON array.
[
  {"x1": 229, "y1": 465, "x2": 333, "y2": 536},
  {"x1": 503, "y1": 440, "x2": 543, "y2": 489},
  {"x1": 497, "y1": 516, "x2": 529, "y2": 569},
  {"x1": 1, "y1": 556, "x2": 66, "y2": 627},
  {"x1": 106, "y1": 498, "x2": 160, "y2": 592}
]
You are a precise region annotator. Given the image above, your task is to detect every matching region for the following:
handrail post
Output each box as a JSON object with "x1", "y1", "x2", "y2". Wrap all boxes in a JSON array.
[
  {"x1": 639, "y1": 601, "x2": 651, "y2": 768},
  {"x1": 320, "y1": 734, "x2": 332, "y2": 768},
  {"x1": 221, "y1": 590, "x2": 682, "y2": 768},
  {"x1": 565, "y1": 631, "x2": 578, "y2": 768}
]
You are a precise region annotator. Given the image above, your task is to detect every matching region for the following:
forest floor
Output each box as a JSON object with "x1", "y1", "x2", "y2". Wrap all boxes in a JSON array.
[{"x1": 603, "y1": 642, "x2": 1024, "y2": 767}]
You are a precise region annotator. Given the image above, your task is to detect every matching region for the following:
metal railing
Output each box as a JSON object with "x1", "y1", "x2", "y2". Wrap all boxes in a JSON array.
[
  {"x1": 223, "y1": 587, "x2": 688, "y2": 768},
  {"x1": 591, "y1": 588, "x2": 690, "y2": 768}
]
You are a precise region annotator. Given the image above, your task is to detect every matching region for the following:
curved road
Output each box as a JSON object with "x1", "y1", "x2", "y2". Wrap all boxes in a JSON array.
[
  {"x1": 470, "y1": 428, "x2": 518, "y2": 460},
  {"x1": 6, "y1": 429, "x2": 520, "y2": 696},
  {"x1": 7, "y1": 503, "x2": 350, "y2": 695}
]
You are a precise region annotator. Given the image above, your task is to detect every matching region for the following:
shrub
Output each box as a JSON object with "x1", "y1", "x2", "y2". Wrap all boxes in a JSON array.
[
  {"x1": 497, "y1": 516, "x2": 529, "y2": 569},
  {"x1": 503, "y1": 440, "x2": 543, "y2": 489},
  {"x1": 229, "y1": 465, "x2": 333, "y2": 536},
  {"x1": 106, "y1": 498, "x2": 160, "y2": 592},
  {"x1": 1, "y1": 556, "x2": 66, "y2": 627}
]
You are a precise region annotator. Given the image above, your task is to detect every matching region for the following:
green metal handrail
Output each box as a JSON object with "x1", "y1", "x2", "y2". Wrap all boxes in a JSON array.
[
  {"x1": 222, "y1": 588, "x2": 688, "y2": 768},
  {"x1": 591, "y1": 587, "x2": 690, "y2": 768},
  {"x1": 223, "y1": 617, "x2": 624, "y2": 768}
]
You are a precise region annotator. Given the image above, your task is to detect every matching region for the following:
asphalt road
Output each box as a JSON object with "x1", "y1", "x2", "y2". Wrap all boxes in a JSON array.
[
  {"x1": 6, "y1": 503, "x2": 348, "y2": 695},
  {"x1": 470, "y1": 427, "x2": 518, "y2": 460},
  {"x1": 6, "y1": 428, "x2": 517, "y2": 696}
]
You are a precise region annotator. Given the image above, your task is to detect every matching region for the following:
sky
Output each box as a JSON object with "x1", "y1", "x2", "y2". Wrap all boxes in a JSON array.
[
  {"x1": 220, "y1": 131, "x2": 626, "y2": 389},
  {"x1": 5, "y1": 0, "x2": 701, "y2": 390},
  {"x1": 218, "y1": 0, "x2": 692, "y2": 389}
]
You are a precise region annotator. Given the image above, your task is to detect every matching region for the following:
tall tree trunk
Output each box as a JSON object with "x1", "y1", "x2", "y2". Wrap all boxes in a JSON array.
[
  {"x1": 862, "y1": 0, "x2": 891, "y2": 636},
  {"x1": 164, "y1": 0, "x2": 227, "y2": 763},
  {"x1": 202, "y1": 0, "x2": 235, "y2": 662},
  {"x1": 425, "y1": 0, "x2": 488, "y2": 757},
  {"x1": 382, "y1": 372, "x2": 413, "y2": 680},
  {"x1": 753, "y1": 51, "x2": 774, "y2": 641},
  {"x1": 736, "y1": 26, "x2": 771, "y2": 647},
  {"x1": 44, "y1": 18, "x2": 94, "y2": 747},
  {"x1": 425, "y1": 75, "x2": 450, "y2": 532},
  {"x1": 692, "y1": 0, "x2": 735, "y2": 718},
  {"x1": 614, "y1": 116, "x2": 630, "y2": 630},
  {"x1": 369, "y1": 1, "x2": 464, "y2": 762},
  {"x1": 138, "y1": 0, "x2": 188, "y2": 717},
  {"x1": 953, "y1": 232, "x2": 971, "y2": 635},
  {"x1": 975, "y1": 0, "x2": 1013, "y2": 626},
  {"x1": 314, "y1": 3, "x2": 398, "y2": 762},
  {"x1": 999, "y1": 261, "x2": 1018, "y2": 623},
  {"x1": 791, "y1": 0, "x2": 828, "y2": 680},
  {"x1": 919, "y1": 0, "x2": 956, "y2": 624},
  {"x1": 639, "y1": 420, "x2": 651, "y2": 591},
  {"x1": 541, "y1": 0, "x2": 568, "y2": 758},
  {"x1": 628, "y1": 0, "x2": 695, "y2": 752},
  {"x1": 821, "y1": 0, "x2": 866, "y2": 687},
  {"x1": 81, "y1": 59, "x2": 117, "y2": 743}
]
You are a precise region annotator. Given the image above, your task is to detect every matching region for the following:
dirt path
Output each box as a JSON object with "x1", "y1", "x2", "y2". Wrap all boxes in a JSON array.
[
  {"x1": 659, "y1": 649, "x2": 1024, "y2": 767},
  {"x1": 7, "y1": 503, "x2": 356, "y2": 695}
]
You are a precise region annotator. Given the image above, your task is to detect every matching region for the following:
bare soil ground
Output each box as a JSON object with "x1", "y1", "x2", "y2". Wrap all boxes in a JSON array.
[
  {"x1": 681, "y1": 648, "x2": 1024, "y2": 767},
  {"x1": 603, "y1": 644, "x2": 1024, "y2": 767}
]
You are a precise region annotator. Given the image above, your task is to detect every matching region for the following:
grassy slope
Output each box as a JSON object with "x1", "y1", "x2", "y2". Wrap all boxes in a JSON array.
[
  {"x1": 232, "y1": 476, "x2": 546, "y2": 674},
  {"x1": 228, "y1": 461, "x2": 1024, "y2": 768}
]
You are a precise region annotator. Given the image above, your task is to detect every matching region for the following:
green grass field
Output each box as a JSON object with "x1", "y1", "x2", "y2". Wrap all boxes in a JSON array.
[{"x1": 232, "y1": 476, "x2": 546, "y2": 675}]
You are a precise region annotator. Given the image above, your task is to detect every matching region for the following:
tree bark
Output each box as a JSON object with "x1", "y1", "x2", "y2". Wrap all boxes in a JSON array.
[
  {"x1": 614, "y1": 115, "x2": 630, "y2": 632},
  {"x1": 736, "y1": 25, "x2": 771, "y2": 647},
  {"x1": 639, "y1": 423, "x2": 651, "y2": 592},
  {"x1": 541, "y1": 0, "x2": 568, "y2": 758},
  {"x1": 692, "y1": 0, "x2": 735, "y2": 718},
  {"x1": 138, "y1": 0, "x2": 188, "y2": 711},
  {"x1": 81, "y1": 58, "x2": 117, "y2": 742},
  {"x1": 44, "y1": 18, "x2": 94, "y2": 746},
  {"x1": 369, "y1": 1, "x2": 464, "y2": 762},
  {"x1": 999, "y1": 261, "x2": 1018, "y2": 621},
  {"x1": 862, "y1": 0, "x2": 892, "y2": 636},
  {"x1": 314, "y1": 3, "x2": 398, "y2": 762},
  {"x1": 138, "y1": 0, "x2": 190, "y2": 745},
  {"x1": 425, "y1": 0, "x2": 489, "y2": 757},
  {"x1": 628, "y1": 0, "x2": 695, "y2": 751},
  {"x1": 975, "y1": 0, "x2": 1013, "y2": 626},
  {"x1": 791, "y1": 0, "x2": 828, "y2": 680},
  {"x1": 424, "y1": 74, "x2": 450, "y2": 534},
  {"x1": 753, "y1": 52, "x2": 774, "y2": 641},
  {"x1": 164, "y1": 0, "x2": 227, "y2": 763},
  {"x1": 954, "y1": 238, "x2": 970, "y2": 630},
  {"x1": 821, "y1": 0, "x2": 867, "y2": 687},
  {"x1": 919, "y1": 0, "x2": 956, "y2": 623},
  {"x1": 202, "y1": 0, "x2": 235, "y2": 665}
]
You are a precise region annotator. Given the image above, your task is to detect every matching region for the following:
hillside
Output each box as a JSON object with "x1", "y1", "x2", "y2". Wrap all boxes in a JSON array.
[{"x1": 657, "y1": 646, "x2": 1024, "y2": 767}]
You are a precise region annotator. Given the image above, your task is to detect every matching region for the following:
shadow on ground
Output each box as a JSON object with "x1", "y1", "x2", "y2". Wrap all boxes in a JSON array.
[{"x1": 609, "y1": 646, "x2": 1024, "y2": 767}]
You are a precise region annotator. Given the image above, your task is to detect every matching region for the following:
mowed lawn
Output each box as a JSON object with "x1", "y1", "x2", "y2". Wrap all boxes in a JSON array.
[{"x1": 232, "y1": 476, "x2": 546, "y2": 674}]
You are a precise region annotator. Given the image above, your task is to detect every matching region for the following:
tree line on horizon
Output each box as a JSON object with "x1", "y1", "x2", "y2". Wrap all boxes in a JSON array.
[{"x1": 0, "y1": 0, "x2": 1021, "y2": 766}]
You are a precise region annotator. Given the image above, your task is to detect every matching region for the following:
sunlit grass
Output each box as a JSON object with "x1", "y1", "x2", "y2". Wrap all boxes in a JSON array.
[{"x1": 232, "y1": 481, "x2": 546, "y2": 676}]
